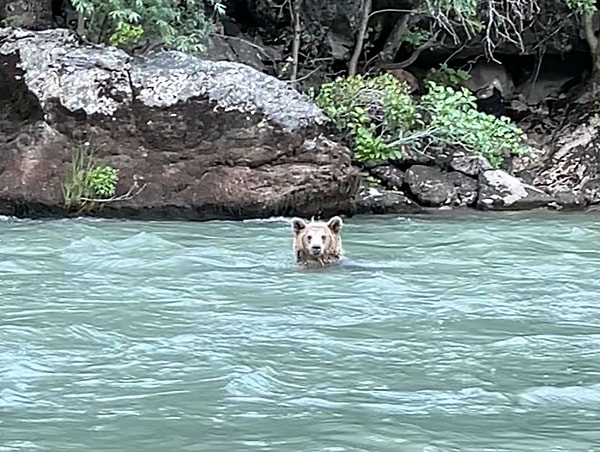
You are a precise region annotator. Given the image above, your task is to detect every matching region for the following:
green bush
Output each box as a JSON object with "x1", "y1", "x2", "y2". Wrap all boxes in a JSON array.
[
  {"x1": 71, "y1": 0, "x2": 225, "y2": 52},
  {"x1": 420, "y1": 82, "x2": 528, "y2": 167},
  {"x1": 314, "y1": 73, "x2": 420, "y2": 162},
  {"x1": 88, "y1": 166, "x2": 119, "y2": 198},
  {"x1": 62, "y1": 144, "x2": 119, "y2": 212},
  {"x1": 425, "y1": 64, "x2": 471, "y2": 89},
  {"x1": 314, "y1": 74, "x2": 529, "y2": 167}
]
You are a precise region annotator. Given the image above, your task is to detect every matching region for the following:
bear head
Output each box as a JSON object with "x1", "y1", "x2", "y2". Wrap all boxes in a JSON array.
[{"x1": 290, "y1": 216, "x2": 343, "y2": 267}]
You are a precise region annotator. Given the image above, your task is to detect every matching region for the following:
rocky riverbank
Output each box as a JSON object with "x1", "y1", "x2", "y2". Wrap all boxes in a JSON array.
[
  {"x1": 354, "y1": 90, "x2": 600, "y2": 215},
  {"x1": 1, "y1": 26, "x2": 600, "y2": 221}
]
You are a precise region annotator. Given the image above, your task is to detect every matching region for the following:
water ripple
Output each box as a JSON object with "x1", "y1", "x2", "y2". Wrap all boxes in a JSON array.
[{"x1": 1, "y1": 213, "x2": 600, "y2": 451}]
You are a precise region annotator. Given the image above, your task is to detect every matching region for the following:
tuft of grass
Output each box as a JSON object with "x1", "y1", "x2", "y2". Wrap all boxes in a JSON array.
[{"x1": 61, "y1": 143, "x2": 118, "y2": 212}]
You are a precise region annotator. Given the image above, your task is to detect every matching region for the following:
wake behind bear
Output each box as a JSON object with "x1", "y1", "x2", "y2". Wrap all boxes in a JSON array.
[{"x1": 290, "y1": 216, "x2": 343, "y2": 268}]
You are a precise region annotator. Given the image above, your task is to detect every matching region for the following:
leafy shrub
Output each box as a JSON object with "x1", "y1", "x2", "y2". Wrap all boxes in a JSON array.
[
  {"x1": 88, "y1": 166, "x2": 119, "y2": 198},
  {"x1": 314, "y1": 74, "x2": 529, "y2": 167},
  {"x1": 420, "y1": 82, "x2": 528, "y2": 167},
  {"x1": 425, "y1": 64, "x2": 471, "y2": 89},
  {"x1": 71, "y1": 0, "x2": 225, "y2": 52},
  {"x1": 564, "y1": 0, "x2": 596, "y2": 14},
  {"x1": 62, "y1": 144, "x2": 119, "y2": 212},
  {"x1": 314, "y1": 74, "x2": 419, "y2": 162}
]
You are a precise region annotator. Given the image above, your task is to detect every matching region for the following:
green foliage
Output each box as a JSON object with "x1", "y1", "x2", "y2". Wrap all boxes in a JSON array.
[
  {"x1": 426, "y1": 0, "x2": 478, "y2": 17},
  {"x1": 425, "y1": 0, "x2": 482, "y2": 31},
  {"x1": 1, "y1": 15, "x2": 23, "y2": 27},
  {"x1": 564, "y1": 0, "x2": 597, "y2": 14},
  {"x1": 425, "y1": 64, "x2": 471, "y2": 89},
  {"x1": 314, "y1": 74, "x2": 529, "y2": 168},
  {"x1": 400, "y1": 28, "x2": 432, "y2": 47},
  {"x1": 71, "y1": 0, "x2": 226, "y2": 52},
  {"x1": 314, "y1": 74, "x2": 419, "y2": 162},
  {"x1": 88, "y1": 166, "x2": 119, "y2": 198},
  {"x1": 420, "y1": 82, "x2": 529, "y2": 167},
  {"x1": 62, "y1": 144, "x2": 119, "y2": 212},
  {"x1": 109, "y1": 23, "x2": 144, "y2": 47}
]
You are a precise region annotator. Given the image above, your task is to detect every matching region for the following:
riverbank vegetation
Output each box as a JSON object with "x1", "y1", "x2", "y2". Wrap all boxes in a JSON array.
[
  {"x1": 55, "y1": 0, "x2": 595, "y2": 166},
  {"x1": 2, "y1": 0, "x2": 598, "y2": 169}
]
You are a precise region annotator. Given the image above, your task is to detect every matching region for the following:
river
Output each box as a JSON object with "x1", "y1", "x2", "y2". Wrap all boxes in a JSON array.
[{"x1": 1, "y1": 213, "x2": 599, "y2": 451}]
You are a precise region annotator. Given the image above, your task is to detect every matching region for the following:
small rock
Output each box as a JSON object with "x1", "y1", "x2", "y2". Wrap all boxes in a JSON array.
[
  {"x1": 361, "y1": 159, "x2": 389, "y2": 170},
  {"x1": 477, "y1": 169, "x2": 555, "y2": 210},
  {"x1": 405, "y1": 165, "x2": 478, "y2": 207},
  {"x1": 581, "y1": 178, "x2": 600, "y2": 204},
  {"x1": 449, "y1": 155, "x2": 493, "y2": 177},
  {"x1": 553, "y1": 188, "x2": 585, "y2": 210},
  {"x1": 369, "y1": 165, "x2": 404, "y2": 190},
  {"x1": 354, "y1": 187, "x2": 422, "y2": 215},
  {"x1": 393, "y1": 146, "x2": 435, "y2": 168}
]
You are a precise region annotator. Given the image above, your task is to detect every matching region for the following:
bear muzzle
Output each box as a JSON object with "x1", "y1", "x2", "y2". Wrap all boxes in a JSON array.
[{"x1": 309, "y1": 244, "x2": 323, "y2": 255}]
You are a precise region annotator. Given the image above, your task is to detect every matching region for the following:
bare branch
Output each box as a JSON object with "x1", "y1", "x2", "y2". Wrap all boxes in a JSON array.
[
  {"x1": 348, "y1": 0, "x2": 372, "y2": 76},
  {"x1": 79, "y1": 181, "x2": 147, "y2": 203},
  {"x1": 289, "y1": 0, "x2": 302, "y2": 87},
  {"x1": 377, "y1": 13, "x2": 410, "y2": 65},
  {"x1": 368, "y1": 8, "x2": 420, "y2": 19},
  {"x1": 378, "y1": 31, "x2": 440, "y2": 70},
  {"x1": 285, "y1": 65, "x2": 322, "y2": 84}
]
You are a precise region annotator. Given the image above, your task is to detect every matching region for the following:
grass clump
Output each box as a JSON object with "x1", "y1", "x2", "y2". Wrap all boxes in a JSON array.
[{"x1": 62, "y1": 144, "x2": 119, "y2": 212}]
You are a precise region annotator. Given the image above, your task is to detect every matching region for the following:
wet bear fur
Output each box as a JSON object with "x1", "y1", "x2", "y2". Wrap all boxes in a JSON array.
[{"x1": 290, "y1": 216, "x2": 343, "y2": 268}]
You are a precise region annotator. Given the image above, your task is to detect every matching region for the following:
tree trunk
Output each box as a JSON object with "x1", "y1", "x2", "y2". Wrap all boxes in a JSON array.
[
  {"x1": 583, "y1": 12, "x2": 600, "y2": 85},
  {"x1": 1, "y1": 0, "x2": 53, "y2": 30}
]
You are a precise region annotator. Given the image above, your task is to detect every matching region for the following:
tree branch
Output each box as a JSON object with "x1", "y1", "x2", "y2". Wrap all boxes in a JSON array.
[
  {"x1": 289, "y1": 0, "x2": 302, "y2": 87},
  {"x1": 79, "y1": 181, "x2": 147, "y2": 203},
  {"x1": 348, "y1": 0, "x2": 372, "y2": 76},
  {"x1": 377, "y1": 13, "x2": 410, "y2": 65},
  {"x1": 378, "y1": 31, "x2": 440, "y2": 70}
]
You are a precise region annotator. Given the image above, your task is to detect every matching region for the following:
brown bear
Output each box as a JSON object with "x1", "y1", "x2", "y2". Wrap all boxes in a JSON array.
[{"x1": 290, "y1": 216, "x2": 343, "y2": 268}]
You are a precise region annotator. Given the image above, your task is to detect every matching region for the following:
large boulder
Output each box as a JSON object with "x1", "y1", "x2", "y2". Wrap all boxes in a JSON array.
[
  {"x1": 477, "y1": 169, "x2": 555, "y2": 210},
  {"x1": 0, "y1": 27, "x2": 359, "y2": 220},
  {"x1": 404, "y1": 165, "x2": 478, "y2": 208}
]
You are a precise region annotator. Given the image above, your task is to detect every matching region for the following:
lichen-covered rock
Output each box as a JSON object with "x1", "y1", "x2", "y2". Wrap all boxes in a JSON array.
[
  {"x1": 478, "y1": 169, "x2": 555, "y2": 210},
  {"x1": 405, "y1": 165, "x2": 478, "y2": 208},
  {"x1": 0, "y1": 27, "x2": 359, "y2": 220}
]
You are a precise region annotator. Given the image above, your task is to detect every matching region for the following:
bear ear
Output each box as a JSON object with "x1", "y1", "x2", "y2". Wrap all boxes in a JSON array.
[
  {"x1": 327, "y1": 216, "x2": 343, "y2": 233},
  {"x1": 291, "y1": 217, "x2": 306, "y2": 234}
]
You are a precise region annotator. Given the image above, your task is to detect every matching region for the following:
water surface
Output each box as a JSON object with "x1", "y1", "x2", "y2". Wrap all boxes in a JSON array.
[{"x1": 1, "y1": 213, "x2": 600, "y2": 451}]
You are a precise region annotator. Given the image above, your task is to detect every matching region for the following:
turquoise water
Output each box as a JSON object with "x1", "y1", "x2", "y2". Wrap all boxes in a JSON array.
[{"x1": 1, "y1": 213, "x2": 600, "y2": 451}]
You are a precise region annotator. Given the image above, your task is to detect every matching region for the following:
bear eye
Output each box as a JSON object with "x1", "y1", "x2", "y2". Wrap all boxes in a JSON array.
[
  {"x1": 321, "y1": 235, "x2": 326, "y2": 241},
  {"x1": 307, "y1": 235, "x2": 312, "y2": 241}
]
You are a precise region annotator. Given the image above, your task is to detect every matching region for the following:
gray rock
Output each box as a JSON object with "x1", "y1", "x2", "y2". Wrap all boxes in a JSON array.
[
  {"x1": 390, "y1": 145, "x2": 440, "y2": 169},
  {"x1": 477, "y1": 169, "x2": 555, "y2": 210},
  {"x1": 581, "y1": 178, "x2": 600, "y2": 204},
  {"x1": 369, "y1": 165, "x2": 404, "y2": 190},
  {"x1": 0, "y1": 27, "x2": 358, "y2": 221},
  {"x1": 449, "y1": 155, "x2": 493, "y2": 177},
  {"x1": 531, "y1": 109, "x2": 600, "y2": 209},
  {"x1": 405, "y1": 165, "x2": 478, "y2": 207},
  {"x1": 354, "y1": 187, "x2": 422, "y2": 215}
]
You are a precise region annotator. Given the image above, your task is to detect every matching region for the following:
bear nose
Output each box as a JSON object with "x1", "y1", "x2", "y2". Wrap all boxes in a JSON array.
[{"x1": 311, "y1": 244, "x2": 322, "y2": 251}]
